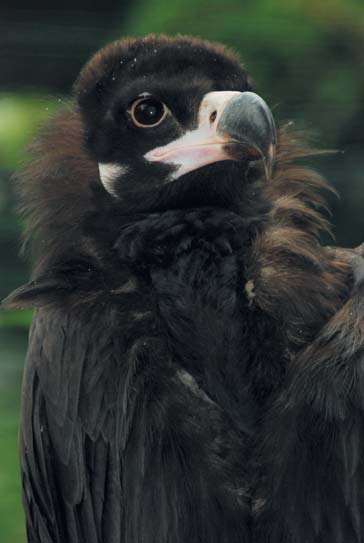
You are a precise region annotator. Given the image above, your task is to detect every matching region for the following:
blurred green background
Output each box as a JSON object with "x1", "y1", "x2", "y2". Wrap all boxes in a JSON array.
[{"x1": 0, "y1": 0, "x2": 363, "y2": 540}]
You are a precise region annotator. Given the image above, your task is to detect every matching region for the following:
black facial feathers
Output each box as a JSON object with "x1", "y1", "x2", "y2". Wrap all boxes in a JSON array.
[{"x1": 75, "y1": 34, "x2": 251, "y2": 124}]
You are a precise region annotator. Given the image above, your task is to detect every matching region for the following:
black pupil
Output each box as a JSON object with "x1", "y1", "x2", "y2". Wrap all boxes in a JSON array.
[{"x1": 134, "y1": 99, "x2": 164, "y2": 125}]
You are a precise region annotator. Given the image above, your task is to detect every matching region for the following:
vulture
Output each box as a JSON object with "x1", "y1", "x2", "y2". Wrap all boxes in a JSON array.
[{"x1": 5, "y1": 34, "x2": 364, "y2": 543}]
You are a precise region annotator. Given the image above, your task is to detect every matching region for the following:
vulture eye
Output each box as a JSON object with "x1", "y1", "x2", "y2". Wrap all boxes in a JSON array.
[{"x1": 129, "y1": 96, "x2": 168, "y2": 128}]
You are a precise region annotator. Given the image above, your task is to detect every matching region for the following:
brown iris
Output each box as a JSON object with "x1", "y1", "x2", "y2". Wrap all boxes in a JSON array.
[{"x1": 129, "y1": 96, "x2": 168, "y2": 128}]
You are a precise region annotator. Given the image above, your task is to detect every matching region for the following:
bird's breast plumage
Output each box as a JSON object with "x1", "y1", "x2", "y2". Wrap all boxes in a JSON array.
[{"x1": 114, "y1": 206, "x2": 287, "y2": 420}]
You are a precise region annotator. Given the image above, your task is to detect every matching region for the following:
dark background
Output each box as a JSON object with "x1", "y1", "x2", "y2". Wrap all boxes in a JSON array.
[{"x1": 0, "y1": 0, "x2": 363, "y2": 540}]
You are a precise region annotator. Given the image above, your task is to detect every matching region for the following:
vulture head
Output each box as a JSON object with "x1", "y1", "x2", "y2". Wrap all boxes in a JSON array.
[{"x1": 75, "y1": 35, "x2": 276, "y2": 211}]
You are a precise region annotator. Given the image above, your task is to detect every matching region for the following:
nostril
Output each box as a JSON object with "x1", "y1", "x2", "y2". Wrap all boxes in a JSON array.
[{"x1": 209, "y1": 110, "x2": 217, "y2": 124}]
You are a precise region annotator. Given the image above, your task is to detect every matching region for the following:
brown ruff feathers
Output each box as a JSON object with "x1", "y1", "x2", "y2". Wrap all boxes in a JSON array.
[
  {"x1": 14, "y1": 109, "x2": 353, "y2": 350},
  {"x1": 248, "y1": 126, "x2": 352, "y2": 350}
]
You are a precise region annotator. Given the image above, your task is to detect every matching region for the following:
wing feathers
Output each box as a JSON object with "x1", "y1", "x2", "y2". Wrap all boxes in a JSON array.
[
  {"x1": 254, "y1": 280, "x2": 364, "y2": 543},
  {"x1": 21, "y1": 303, "x2": 252, "y2": 542}
]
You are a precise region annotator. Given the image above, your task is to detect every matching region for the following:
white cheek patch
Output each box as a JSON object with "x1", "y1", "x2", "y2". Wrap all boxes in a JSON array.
[{"x1": 98, "y1": 163, "x2": 128, "y2": 196}]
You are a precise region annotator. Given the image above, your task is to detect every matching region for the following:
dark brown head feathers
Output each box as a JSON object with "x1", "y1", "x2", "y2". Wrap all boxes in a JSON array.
[{"x1": 74, "y1": 34, "x2": 245, "y2": 103}]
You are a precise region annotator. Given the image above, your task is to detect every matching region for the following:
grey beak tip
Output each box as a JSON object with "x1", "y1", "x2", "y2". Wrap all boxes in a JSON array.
[{"x1": 217, "y1": 91, "x2": 277, "y2": 161}]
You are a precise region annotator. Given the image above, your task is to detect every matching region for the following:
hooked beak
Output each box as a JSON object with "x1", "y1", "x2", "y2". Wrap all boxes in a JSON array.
[{"x1": 144, "y1": 90, "x2": 276, "y2": 180}]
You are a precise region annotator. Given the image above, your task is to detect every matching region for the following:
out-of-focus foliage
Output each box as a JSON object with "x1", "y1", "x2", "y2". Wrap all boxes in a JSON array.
[
  {"x1": 0, "y1": 95, "x2": 62, "y2": 304},
  {"x1": 0, "y1": 95, "x2": 60, "y2": 169},
  {"x1": 0, "y1": 1, "x2": 363, "y2": 541},
  {"x1": 126, "y1": 0, "x2": 364, "y2": 141}
]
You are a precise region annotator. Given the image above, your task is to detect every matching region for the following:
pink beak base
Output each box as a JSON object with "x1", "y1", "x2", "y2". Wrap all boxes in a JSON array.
[{"x1": 145, "y1": 139, "x2": 234, "y2": 180}]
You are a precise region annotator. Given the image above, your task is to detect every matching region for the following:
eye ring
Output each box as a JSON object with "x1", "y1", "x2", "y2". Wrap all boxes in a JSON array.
[{"x1": 129, "y1": 96, "x2": 168, "y2": 128}]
